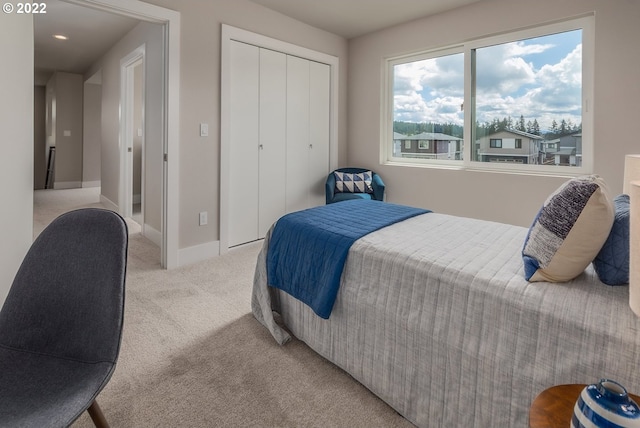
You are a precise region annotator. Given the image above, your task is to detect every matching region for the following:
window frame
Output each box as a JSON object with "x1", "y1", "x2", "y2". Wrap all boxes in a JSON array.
[{"x1": 382, "y1": 15, "x2": 594, "y2": 176}]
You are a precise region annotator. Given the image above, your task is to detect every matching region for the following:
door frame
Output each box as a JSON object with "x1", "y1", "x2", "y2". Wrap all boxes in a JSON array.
[
  {"x1": 219, "y1": 24, "x2": 339, "y2": 254},
  {"x1": 64, "y1": 0, "x2": 180, "y2": 268}
]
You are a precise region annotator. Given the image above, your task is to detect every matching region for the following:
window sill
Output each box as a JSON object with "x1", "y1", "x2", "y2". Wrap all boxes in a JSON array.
[{"x1": 383, "y1": 159, "x2": 590, "y2": 179}]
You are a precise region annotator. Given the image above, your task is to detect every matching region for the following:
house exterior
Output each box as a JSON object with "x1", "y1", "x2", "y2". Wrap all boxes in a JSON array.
[
  {"x1": 475, "y1": 129, "x2": 544, "y2": 164},
  {"x1": 394, "y1": 132, "x2": 463, "y2": 160},
  {"x1": 539, "y1": 132, "x2": 582, "y2": 166}
]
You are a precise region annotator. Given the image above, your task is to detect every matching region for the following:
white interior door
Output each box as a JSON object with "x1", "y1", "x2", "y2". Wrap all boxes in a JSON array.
[
  {"x1": 120, "y1": 47, "x2": 145, "y2": 220},
  {"x1": 258, "y1": 48, "x2": 287, "y2": 237},
  {"x1": 131, "y1": 60, "x2": 145, "y2": 226},
  {"x1": 229, "y1": 41, "x2": 260, "y2": 247}
]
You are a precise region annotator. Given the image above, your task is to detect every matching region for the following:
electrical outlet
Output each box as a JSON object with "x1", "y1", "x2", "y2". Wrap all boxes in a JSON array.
[{"x1": 199, "y1": 211, "x2": 208, "y2": 226}]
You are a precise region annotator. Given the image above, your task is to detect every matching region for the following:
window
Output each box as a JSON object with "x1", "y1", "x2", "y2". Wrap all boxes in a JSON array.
[
  {"x1": 390, "y1": 48, "x2": 464, "y2": 162},
  {"x1": 384, "y1": 16, "x2": 593, "y2": 174}
]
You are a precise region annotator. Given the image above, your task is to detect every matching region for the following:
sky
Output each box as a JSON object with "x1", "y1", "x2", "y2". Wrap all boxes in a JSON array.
[{"x1": 393, "y1": 29, "x2": 582, "y2": 133}]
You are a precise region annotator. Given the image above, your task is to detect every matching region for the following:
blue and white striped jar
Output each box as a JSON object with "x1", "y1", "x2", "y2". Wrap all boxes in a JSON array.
[{"x1": 572, "y1": 379, "x2": 640, "y2": 427}]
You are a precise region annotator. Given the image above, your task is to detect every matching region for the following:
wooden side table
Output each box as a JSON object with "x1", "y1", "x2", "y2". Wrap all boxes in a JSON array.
[{"x1": 529, "y1": 384, "x2": 640, "y2": 427}]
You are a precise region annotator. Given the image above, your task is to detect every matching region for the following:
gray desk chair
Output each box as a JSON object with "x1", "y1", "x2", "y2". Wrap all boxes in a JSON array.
[{"x1": 0, "y1": 208, "x2": 128, "y2": 428}]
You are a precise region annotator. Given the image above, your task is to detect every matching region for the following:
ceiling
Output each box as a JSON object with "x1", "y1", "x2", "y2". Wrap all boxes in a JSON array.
[
  {"x1": 34, "y1": 0, "x2": 139, "y2": 81},
  {"x1": 34, "y1": 0, "x2": 484, "y2": 83},
  {"x1": 248, "y1": 0, "x2": 485, "y2": 39}
]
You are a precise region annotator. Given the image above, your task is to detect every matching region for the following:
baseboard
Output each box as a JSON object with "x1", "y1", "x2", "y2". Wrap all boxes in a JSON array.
[
  {"x1": 178, "y1": 240, "x2": 220, "y2": 267},
  {"x1": 143, "y1": 224, "x2": 162, "y2": 247},
  {"x1": 82, "y1": 181, "x2": 101, "y2": 188},
  {"x1": 100, "y1": 194, "x2": 118, "y2": 212},
  {"x1": 54, "y1": 181, "x2": 82, "y2": 189}
]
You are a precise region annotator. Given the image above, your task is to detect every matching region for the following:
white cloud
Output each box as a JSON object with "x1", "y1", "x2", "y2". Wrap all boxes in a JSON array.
[
  {"x1": 393, "y1": 54, "x2": 464, "y2": 124},
  {"x1": 476, "y1": 42, "x2": 539, "y2": 94},
  {"x1": 474, "y1": 42, "x2": 582, "y2": 130},
  {"x1": 392, "y1": 35, "x2": 583, "y2": 131}
]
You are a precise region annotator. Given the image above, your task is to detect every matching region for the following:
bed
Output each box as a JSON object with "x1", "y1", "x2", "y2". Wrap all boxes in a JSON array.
[{"x1": 251, "y1": 188, "x2": 640, "y2": 426}]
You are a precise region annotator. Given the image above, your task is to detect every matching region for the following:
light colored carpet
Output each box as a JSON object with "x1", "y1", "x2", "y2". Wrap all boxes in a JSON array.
[{"x1": 34, "y1": 189, "x2": 413, "y2": 427}]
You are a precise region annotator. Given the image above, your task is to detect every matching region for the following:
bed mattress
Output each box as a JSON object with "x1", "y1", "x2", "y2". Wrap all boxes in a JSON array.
[{"x1": 252, "y1": 212, "x2": 640, "y2": 426}]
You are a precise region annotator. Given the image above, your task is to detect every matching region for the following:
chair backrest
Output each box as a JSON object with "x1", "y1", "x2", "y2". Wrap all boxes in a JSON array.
[
  {"x1": 333, "y1": 167, "x2": 375, "y2": 175},
  {"x1": 0, "y1": 208, "x2": 128, "y2": 364}
]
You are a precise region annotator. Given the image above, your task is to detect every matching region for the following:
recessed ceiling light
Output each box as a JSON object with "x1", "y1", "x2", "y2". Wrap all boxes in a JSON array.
[{"x1": 53, "y1": 34, "x2": 68, "y2": 40}]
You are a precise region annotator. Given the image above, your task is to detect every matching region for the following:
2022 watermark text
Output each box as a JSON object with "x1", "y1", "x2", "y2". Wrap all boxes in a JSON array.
[{"x1": 3, "y1": 2, "x2": 47, "y2": 14}]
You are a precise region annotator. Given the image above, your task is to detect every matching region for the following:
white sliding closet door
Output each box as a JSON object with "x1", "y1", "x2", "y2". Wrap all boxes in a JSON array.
[
  {"x1": 286, "y1": 58, "x2": 331, "y2": 211},
  {"x1": 227, "y1": 40, "x2": 331, "y2": 247},
  {"x1": 308, "y1": 61, "x2": 331, "y2": 207},
  {"x1": 286, "y1": 55, "x2": 311, "y2": 213},
  {"x1": 258, "y1": 49, "x2": 287, "y2": 237},
  {"x1": 229, "y1": 41, "x2": 259, "y2": 247}
]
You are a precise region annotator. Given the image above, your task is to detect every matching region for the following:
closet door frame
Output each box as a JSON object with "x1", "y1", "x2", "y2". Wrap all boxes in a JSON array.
[{"x1": 220, "y1": 24, "x2": 339, "y2": 253}]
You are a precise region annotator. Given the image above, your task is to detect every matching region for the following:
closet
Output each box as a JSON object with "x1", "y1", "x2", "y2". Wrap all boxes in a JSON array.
[{"x1": 228, "y1": 40, "x2": 331, "y2": 247}]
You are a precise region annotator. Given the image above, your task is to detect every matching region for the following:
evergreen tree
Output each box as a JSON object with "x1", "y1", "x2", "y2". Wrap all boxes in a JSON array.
[
  {"x1": 532, "y1": 119, "x2": 540, "y2": 136},
  {"x1": 560, "y1": 119, "x2": 568, "y2": 134}
]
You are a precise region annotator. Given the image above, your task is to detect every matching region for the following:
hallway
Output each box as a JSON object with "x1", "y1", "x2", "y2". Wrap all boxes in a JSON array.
[{"x1": 33, "y1": 187, "x2": 142, "y2": 239}]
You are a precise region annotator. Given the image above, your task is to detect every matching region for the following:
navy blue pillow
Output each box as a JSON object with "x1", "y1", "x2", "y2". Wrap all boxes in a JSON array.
[{"x1": 592, "y1": 194, "x2": 630, "y2": 285}]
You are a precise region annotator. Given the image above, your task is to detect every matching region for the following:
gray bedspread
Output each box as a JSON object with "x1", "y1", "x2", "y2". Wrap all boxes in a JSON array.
[{"x1": 251, "y1": 212, "x2": 640, "y2": 427}]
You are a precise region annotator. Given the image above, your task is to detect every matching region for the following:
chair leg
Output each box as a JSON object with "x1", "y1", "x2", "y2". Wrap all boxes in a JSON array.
[{"x1": 87, "y1": 400, "x2": 110, "y2": 428}]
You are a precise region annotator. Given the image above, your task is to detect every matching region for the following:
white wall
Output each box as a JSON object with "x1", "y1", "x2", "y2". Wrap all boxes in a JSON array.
[
  {"x1": 0, "y1": 13, "x2": 33, "y2": 304},
  {"x1": 142, "y1": 0, "x2": 349, "y2": 251},
  {"x1": 47, "y1": 71, "x2": 84, "y2": 189},
  {"x1": 82, "y1": 82, "x2": 102, "y2": 186},
  {"x1": 348, "y1": 0, "x2": 640, "y2": 227}
]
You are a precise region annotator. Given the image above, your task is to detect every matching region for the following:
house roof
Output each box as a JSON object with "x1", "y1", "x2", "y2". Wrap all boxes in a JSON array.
[
  {"x1": 396, "y1": 132, "x2": 461, "y2": 141},
  {"x1": 495, "y1": 129, "x2": 545, "y2": 140},
  {"x1": 555, "y1": 148, "x2": 577, "y2": 155}
]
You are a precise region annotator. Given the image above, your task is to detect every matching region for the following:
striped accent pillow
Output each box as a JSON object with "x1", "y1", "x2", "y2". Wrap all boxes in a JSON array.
[{"x1": 522, "y1": 175, "x2": 614, "y2": 282}]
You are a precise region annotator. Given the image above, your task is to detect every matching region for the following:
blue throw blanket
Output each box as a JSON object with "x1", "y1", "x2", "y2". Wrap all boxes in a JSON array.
[{"x1": 267, "y1": 200, "x2": 430, "y2": 319}]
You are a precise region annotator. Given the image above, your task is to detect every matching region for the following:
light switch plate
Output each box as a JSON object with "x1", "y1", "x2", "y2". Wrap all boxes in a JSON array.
[{"x1": 200, "y1": 123, "x2": 209, "y2": 137}]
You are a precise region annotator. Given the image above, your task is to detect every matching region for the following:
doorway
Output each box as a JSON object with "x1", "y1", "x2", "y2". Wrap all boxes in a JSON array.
[
  {"x1": 35, "y1": 0, "x2": 181, "y2": 268},
  {"x1": 120, "y1": 46, "x2": 145, "y2": 229}
]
